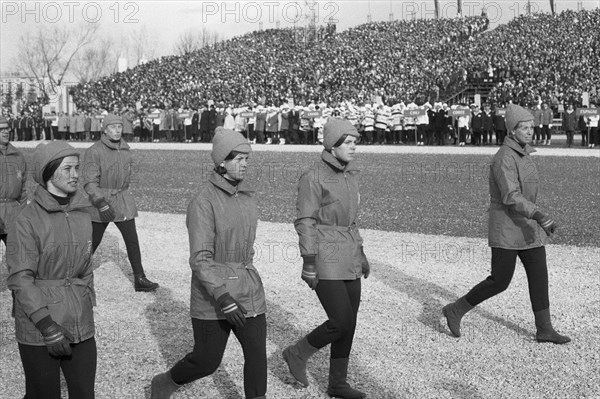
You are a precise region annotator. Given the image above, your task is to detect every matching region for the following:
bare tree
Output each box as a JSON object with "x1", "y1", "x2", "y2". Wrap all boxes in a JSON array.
[
  {"x1": 16, "y1": 23, "x2": 99, "y2": 103},
  {"x1": 174, "y1": 29, "x2": 204, "y2": 55},
  {"x1": 128, "y1": 25, "x2": 155, "y2": 66},
  {"x1": 71, "y1": 38, "x2": 117, "y2": 83}
]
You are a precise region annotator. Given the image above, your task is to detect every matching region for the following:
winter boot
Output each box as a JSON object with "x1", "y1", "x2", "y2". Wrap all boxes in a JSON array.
[
  {"x1": 534, "y1": 308, "x2": 571, "y2": 344},
  {"x1": 327, "y1": 358, "x2": 365, "y2": 399},
  {"x1": 135, "y1": 274, "x2": 159, "y2": 292},
  {"x1": 282, "y1": 336, "x2": 319, "y2": 387},
  {"x1": 442, "y1": 296, "x2": 474, "y2": 337},
  {"x1": 150, "y1": 371, "x2": 180, "y2": 399}
]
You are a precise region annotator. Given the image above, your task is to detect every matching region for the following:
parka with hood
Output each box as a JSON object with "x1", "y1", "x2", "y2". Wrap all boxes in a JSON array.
[
  {"x1": 80, "y1": 135, "x2": 138, "y2": 222},
  {"x1": 7, "y1": 141, "x2": 95, "y2": 345},
  {"x1": 187, "y1": 170, "x2": 266, "y2": 320},
  {"x1": 295, "y1": 150, "x2": 367, "y2": 280},
  {"x1": 488, "y1": 135, "x2": 549, "y2": 250}
]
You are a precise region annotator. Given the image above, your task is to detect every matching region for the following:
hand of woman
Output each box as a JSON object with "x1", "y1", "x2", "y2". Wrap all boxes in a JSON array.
[
  {"x1": 301, "y1": 262, "x2": 319, "y2": 290},
  {"x1": 36, "y1": 316, "x2": 74, "y2": 357},
  {"x1": 361, "y1": 247, "x2": 370, "y2": 279},
  {"x1": 217, "y1": 293, "x2": 248, "y2": 328}
]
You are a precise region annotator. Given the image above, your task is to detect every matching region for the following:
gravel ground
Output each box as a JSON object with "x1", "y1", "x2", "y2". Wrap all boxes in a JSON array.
[
  {"x1": 13, "y1": 144, "x2": 599, "y2": 246},
  {"x1": 1, "y1": 213, "x2": 598, "y2": 399}
]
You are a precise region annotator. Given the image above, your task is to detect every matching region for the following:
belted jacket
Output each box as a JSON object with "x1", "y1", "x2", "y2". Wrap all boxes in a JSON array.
[
  {"x1": 295, "y1": 150, "x2": 367, "y2": 280},
  {"x1": 187, "y1": 171, "x2": 266, "y2": 320},
  {"x1": 80, "y1": 135, "x2": 138, "y2": 222},
  {"x1": 488, "y1": 136, "x2": 549, "y2": 249},
  {"x1": 7, "y1": 186, "x2": 95, "y2": 345}
]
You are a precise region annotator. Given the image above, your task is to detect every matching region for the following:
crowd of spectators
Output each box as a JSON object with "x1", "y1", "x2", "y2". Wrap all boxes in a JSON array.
[
  {"x1": 71, "y1": 9, "x2": 599, "y2": 112},
  {"x1": 469, "y1": 9, "x2": 600, "y2": 107},
  {"x1": 72, "y1": 15, "x2": 490, "y2": 109}
]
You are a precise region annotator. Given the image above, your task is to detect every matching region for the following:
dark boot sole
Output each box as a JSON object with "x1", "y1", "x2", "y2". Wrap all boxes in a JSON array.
[{"x1": 135, "y1": 285, "x2": 159, "y2": 292}]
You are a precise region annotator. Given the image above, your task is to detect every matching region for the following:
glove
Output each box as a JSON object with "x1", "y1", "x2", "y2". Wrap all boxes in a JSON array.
[
  {"x1": 93, "y1": 198, "x2": 115, "y2": 222},
  {"x1": 301, "y1": 258, "x2": 318, "y2": 290},
  {"x1": 549, "y1": 124, "x2": 553, "y2": 129},
  {"x1": 360, "y1": 247, "x2": 370, "y2": 279},
  {"x1": 35, "y1": 316, "x2": 74, "y2": 357},
  {"x1": 539, "y1": 124, "x2": 543, "y2": 128},
  {"x1": 533, "y1": 211, "x2": 557, "y2": 236},
  {"x1": 217, "y1": 293, "x2": 247, "y2": 328}
]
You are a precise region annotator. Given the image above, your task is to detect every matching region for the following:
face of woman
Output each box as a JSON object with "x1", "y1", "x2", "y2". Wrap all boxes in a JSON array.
[
  {"x1": 332, "y1": 136, "x2": 358, "y2": 163},
  {"x1": 104, "y1": 123, "x2": 123, "y2": 141},
  {"x1": 512, "y1": 120, "x2": 535, "y2": 145},
  {"x1": 47, "y1": 156, "x2": 80, "y2": 196},
  {"x1": 223, "y1": 153, "x2": 249, "y2": 181}
]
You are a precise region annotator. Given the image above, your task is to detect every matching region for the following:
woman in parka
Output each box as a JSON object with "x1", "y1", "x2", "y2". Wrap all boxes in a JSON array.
[
  {"x1": 80, "y1": 114, "x2": 158, "y2": 292},
  {"x1": 283, "y1": 119, "x2": 370, "y2": 399},
  {"x1": 8, "y1": 141, "x2": 97, "y2": 399},
  {"x1": 442, "y1": 104, "x2": 571, "y2": 345},
  {"x1": 150, "y1": 127, "x2": 267, "y2": 399}
]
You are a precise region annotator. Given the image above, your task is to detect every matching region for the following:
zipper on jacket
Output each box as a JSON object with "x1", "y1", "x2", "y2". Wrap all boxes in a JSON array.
[{"x1": 64, "y1": 210, "x2": 82, "y2": 338}]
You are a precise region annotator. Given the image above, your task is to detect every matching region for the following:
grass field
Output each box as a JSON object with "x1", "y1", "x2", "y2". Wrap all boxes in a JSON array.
[{"x1": 1, "y1": 146, "x2": 599, "y2": 398}]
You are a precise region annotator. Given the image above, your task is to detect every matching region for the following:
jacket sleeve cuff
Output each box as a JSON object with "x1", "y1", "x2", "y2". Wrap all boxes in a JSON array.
[
  {"x1": 213, "y1": 285, "x2": 228, "y2": 301},
  {"x1": 29, "y1": 307, "x2": 51, "y2": 325},
  {"x1": 302, "y1": 255, "x2": 316, "y2": 265}
]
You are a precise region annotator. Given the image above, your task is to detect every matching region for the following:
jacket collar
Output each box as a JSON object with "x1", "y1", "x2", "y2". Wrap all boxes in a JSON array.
[
  {"x1": 504, "y1": 135, "x2": 536, "y2": 156},
  {"x1": 209, "y1": 170, "x2": 254, "y2": 195},
  {"x1": 321, "y1": 150, "x2": 359, "y2": 172},
  {"x1": 0, "y1": 143, "x2": 21, "y2": 156},
  {"x1": 33, "y1": 185, "x2": 91, "y2": 213},
  {"x1": 101, "y1": 135, "x2": 130, "y2": 150}
]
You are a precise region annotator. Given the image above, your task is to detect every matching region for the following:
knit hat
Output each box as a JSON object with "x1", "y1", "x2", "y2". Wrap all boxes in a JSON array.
[
  {"x1": 322, "y1": 119, "x2": 360, "y2": 150},
  {"x1": 0, "y1": 117, "x2": 8, "y2": 129},
  {"x1": 505, "y1": 104, "x2": 534, "y2": 133},
  {"x1": 32, "y1": 141, "x2": 79, "y2": 185},
  {"x1": 211, "y1": 127, "x2": 252, "y2": 165},
  {"x1": 103, "y1": 113, "x2": 123, "y2": 127}
]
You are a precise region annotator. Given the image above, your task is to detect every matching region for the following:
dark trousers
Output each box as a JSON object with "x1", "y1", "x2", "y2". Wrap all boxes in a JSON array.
[
  {"x1": 471, "y1": 131, "x2": 482, "y2": 145},
  {"x1": 497, "y1": 129, "x2": 506, "y2": 144},
  {"x1": 91, "y1": 219, "x2": 144, "y2": 276},
  {"x1": 592, "y1": 127, "x2": 599, "y2": 145},
  {"x1": 254, "y1": 129, "x2": 265, "y2": 144},
  {"x1": 375, "y1": 128, "x2": 385, "y2": 144},
  {"x1": 416, "y1": 125, "x2": 427, "y2": 143},
  {"x1": 465, "y1": 246, "x2": 549, "y2": 312},
  {"x1": 459, "y1": 127, "x2": 468, "y2": 143},
  {"x1": 565, "y1": 130, "x2": 574, "y2": 147},
  {"x1": 170, "y1": 315, "x2": 267, "y2": 399},
  {"x1": 307, "y1": 279, "x2": 361, "y2": 359},
  {"x1": 541, "y1": 125, "x2": 551, "y2": 141},
  {"x1": 534, "y1": 126, "x2": 542, "y2": 142},
  {"x1": 581, "y1": 130, "x2": 588, "y2": 146},
  {"x1": 18, "y1": 338, "x2": 97, "y2": 399}
]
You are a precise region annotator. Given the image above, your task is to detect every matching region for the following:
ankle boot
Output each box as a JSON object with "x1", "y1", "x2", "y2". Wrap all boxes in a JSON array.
[
  {"x1": 282, "y1": 337, "x2": 319, "y2": 387},
  {"x1": 135, "y1": 274, "x2": 159, "y2": 292},
  {"x1": 442, "y1": 296, "x2": 474, "y2": 337},
  {"x1": 150, "y1": 371, "x2": 180, "y2": 399},
  {"x1": 534, "y1": 308, "x2": 571, "y2": 344},
  {"x1": 327, "y1": 358, "x2": 365, "y2": 399}
]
